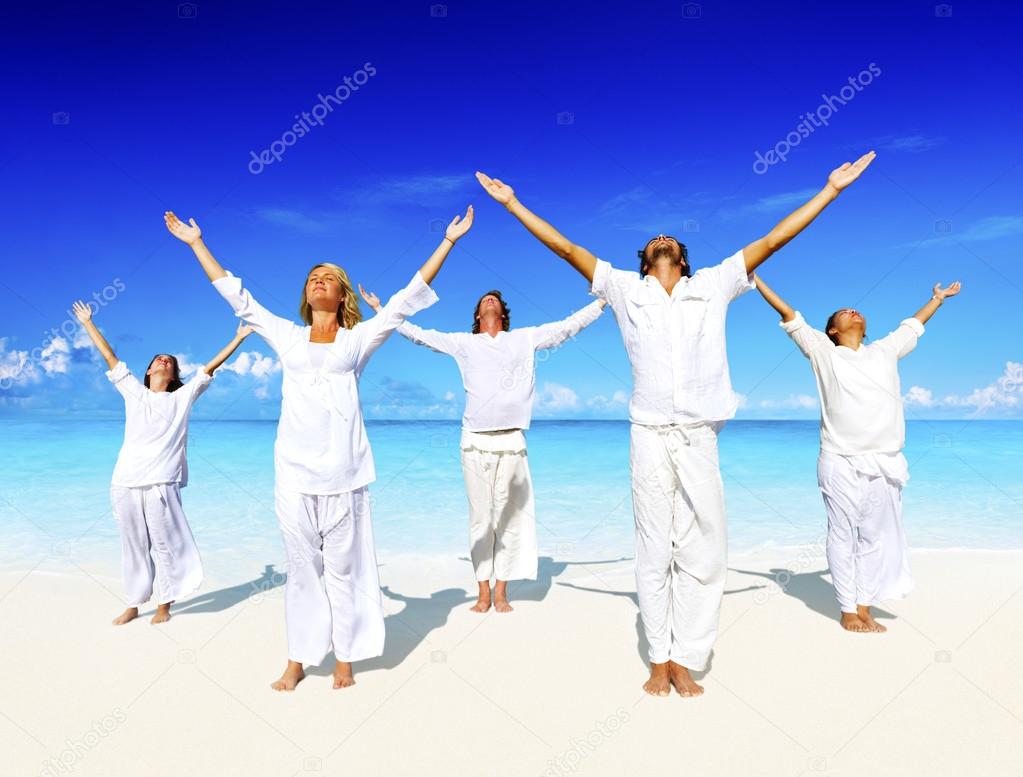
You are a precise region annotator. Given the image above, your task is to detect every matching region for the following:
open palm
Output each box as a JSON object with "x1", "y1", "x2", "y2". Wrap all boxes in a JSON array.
[
  {"x1": 164, "y1": 211, "x2": 202, "y2": 245},
  {"x1": 933, "y1": 281, "x2": 962, "y2": 300},
  {"x1": 358, "y1": 284, "x2": 381, "y2": 312},
  {"x1": 446, "y1": 205, "x2": 474, "y2": 242},
  {"x1": 475, "y1": 172, "x2": 515, "y2": 205},
  {"x1": 828, "y1": 151, "x2": 876, "y2": 192},
  {"x1": 72, "y1": 300, "x2": 93, "y2": 323}
]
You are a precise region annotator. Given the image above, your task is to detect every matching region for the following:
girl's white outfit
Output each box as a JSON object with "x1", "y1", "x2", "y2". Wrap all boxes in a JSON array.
[
  {"x1": 106, "y1": 361, "x2": 211, "y2": 607},
  {"x1": 397, "y1": 300, "x2": 604, "y2": 582},
  {"x1": 782, "y1": 312, "x2": 922, "y2": 613},
  {"x1": 213, "y1": 270, "x2": 437, "y2": 665}
]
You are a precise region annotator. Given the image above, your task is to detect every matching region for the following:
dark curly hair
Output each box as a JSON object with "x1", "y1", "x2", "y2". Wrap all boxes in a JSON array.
[
  {"x1": 824, "y1": 310, "x2": 867, "y2": 346},
  {"x1": 472, "y1": 290, "x2": 511, "y2": 334},
  {"x1": 637, "y1": 235, "x2": 691, "y2": 278},
  {"x1": 143, "y1": 354, "x2": 184, "y2": 392}
]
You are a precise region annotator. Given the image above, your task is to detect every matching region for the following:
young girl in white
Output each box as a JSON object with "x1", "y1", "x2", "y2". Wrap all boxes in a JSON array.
[
  {"x1": 73, "y1": 300, "x2": 252, "y2": 625},
  {"x1": 752, "y1": 275, "x2": 961, "y2": 632},
  {"x1": 165, "y1": 206, "x2": 471, "y2": 691}
]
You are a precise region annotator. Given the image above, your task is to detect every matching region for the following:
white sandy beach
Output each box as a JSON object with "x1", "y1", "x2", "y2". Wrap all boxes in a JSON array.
[{"x1": 3, "y1": 548, "x2": 1022, "y2": 777}]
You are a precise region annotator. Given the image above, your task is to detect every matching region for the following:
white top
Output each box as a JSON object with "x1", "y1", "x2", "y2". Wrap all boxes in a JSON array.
[
  {"x1": 589, "y1": 250, "x2": 754, "y2": 425},
  {"x1": 106, "y1": 361, "x2": 212, "y2": 488},
  {"x1": 782, "y1": 311, "x2": 925, "y2": 455},
  {"x1": 397, "y1": 300, "x2": 605, "y2": 432},
  {"x1": 213, "y1": 270, "x2": 439, "y2": 494}
]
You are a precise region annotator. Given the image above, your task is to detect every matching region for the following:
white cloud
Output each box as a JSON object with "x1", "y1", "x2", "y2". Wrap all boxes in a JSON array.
[
  {"x1": 904, "y1": 362, "x2": 1023, "y2": 413},
  {"x1": 534, "y1": 382, "x2": 579, "y2": 413},
  {"x1": 876, "y1": 134, "x2": 945, "y2": 153},
  {"x1": 255, "y1": 208, "x2": 330, "y2": 233},
  {"x1": 39, "y1": 337, "x2": 71, "y2": 375},
  {"x1": 220, "y1": 351, "x2": 281, "y2": 379},
  {"x1": 757, "y1": 394, "x2": 817, "y2": 410}
]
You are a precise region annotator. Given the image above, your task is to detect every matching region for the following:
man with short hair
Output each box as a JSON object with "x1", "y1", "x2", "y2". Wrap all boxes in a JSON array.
[
  {"x1": 476, "y1": 151, "x2": 876, "y2": 696},
  {"x1": 360, "y1": 285, "x2": 605, "y2": 613}
]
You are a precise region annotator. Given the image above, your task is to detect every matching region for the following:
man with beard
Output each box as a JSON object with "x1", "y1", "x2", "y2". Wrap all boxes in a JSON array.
[{"x1": 475, "y1": 151, "x2": 876, "y2": 697}]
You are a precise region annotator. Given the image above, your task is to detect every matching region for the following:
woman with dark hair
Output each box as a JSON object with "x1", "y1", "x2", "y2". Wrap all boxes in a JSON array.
[
  {"x1": 752, "y1": 274, "x2": 961, "y2": 633},
  {"x1": 164, "y1": 205, "x2": 471, "y2": 692},
  {"x1": 72, "y1": 299, "x2": 252, "y2": 626}
]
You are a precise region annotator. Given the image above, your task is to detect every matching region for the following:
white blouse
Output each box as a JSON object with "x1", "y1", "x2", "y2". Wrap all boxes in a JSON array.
[
  {"x1": 397, "y1": 300, "x2": 605, "y2": 432},
  {"x1": 590, "y1": 250, "x2": 754, "y2": 425},
  {"x1": 782, "y1": 311, "x2": 925, "y2": 455},
  {"x1": 213, "y1": 270, "x2": 439, "y2": 494},
  {"x1": 106, "y1": 361, "x2": 212, "y2": 488}
]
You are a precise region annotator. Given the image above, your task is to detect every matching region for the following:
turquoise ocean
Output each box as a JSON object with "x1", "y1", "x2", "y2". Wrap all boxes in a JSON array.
[{"x1": 2, "y1": 419, "x2": 1020, "y2": 575}]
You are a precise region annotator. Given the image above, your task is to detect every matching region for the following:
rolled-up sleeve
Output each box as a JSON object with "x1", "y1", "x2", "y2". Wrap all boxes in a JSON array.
[
  {"x1": 106, "y1": 361, "x2": 145, "y2": 401},
  {"x1": 707, "y1": 250, "x2": 756, "y2": 302},
  {"x1": 590, "y1": 259, "x2": 634, "y2": 310},
  {"x1": 354, "y1": 271, "x2": 440, "y2": 366},
  {"x1": 781, "y1": 311, "x2": 832, "y2": 358},
  {"x1": 876, "y1": 317, "x2": 925, "y2": 359}
]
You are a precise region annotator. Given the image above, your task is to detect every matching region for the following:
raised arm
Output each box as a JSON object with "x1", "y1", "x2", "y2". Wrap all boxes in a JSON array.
[
  {"x1": 204, "y1": 322, "x2": 254, "y2": 375},
  {"x1": 476, "y1": 172, "x2": 598, "y2": 283},
  {"x1": 419, "y1": 206, "x2": 473, "y2": 285},
  {"x1": 753, "y1": 275, "x2": 796, "y2": 322},
  {"x1": 72, "y1": 301, "x2": 118, "y2": 369},
  {"x1": 743, "y1": 151, "x2": 876, "y2": 274},
  {"x1": 912, "y1": 281, "x2": 961, "y2": 326},
  {"x1": 358, "y1": 286, "x2": 460, "y2": 356},
  {"x1": 531, "y1": 299, "x2": 606, "y2": 351},
  {"x1": 164, "y1": 212, "x2": 227, "y2": 281}
]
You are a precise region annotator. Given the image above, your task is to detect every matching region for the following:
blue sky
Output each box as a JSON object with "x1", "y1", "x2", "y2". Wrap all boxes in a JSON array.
[{"x1": 2, "y1": 0, "x2": 1020, "y2": 420}]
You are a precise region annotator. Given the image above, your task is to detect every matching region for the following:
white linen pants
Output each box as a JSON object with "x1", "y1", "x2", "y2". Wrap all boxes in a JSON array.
[
  {"x1": 110, "y1": 483, "x2": 203, "y2": 608},
  {"x1": 274, "y1": 484, "x2": 385, "y2": 665},
  {"x1": 630, "y1": 423, "x2": 727, "y2": 671},
  {"x1": 818, "y1": 452, "x2": 914, "y2": 613},
  {"x1": 460, "y1": 429, "x2": 538, "y2": 582}
]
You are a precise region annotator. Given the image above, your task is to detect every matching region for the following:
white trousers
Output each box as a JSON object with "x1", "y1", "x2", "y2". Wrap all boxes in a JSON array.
[
  {"x1": 274, "y1": 484, "x2": 385, "y2": 665},
  {"x1": 630, "y1": 423, "x2": 727, "y2": 671},
  {"x1": 818, "y1": 452, "x2": 914, "y2": 613},
  {"x1": 460, "y1": 429, "x2": 538, "y2": 582},
  {"x1": 110, "y1": 483, "x2": 203, "y2": 608}
]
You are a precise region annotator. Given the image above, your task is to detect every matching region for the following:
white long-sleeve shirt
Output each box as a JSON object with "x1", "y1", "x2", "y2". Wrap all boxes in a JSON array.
[
  {"x1": 589, "y1": 250, "x2": 754, "y2": 425},
  {"x1": 106, "y1": 361, "x2": 212, "y2": 488},
  {"x1": 213, "y1": 270, "x2": 438, "y2": 494},
  {"x1": 781, "y1": 311, "x2": 925, "y2": 455},
  {"x1": 397, "y1": 300, "x2": 605, "y2": 431}
]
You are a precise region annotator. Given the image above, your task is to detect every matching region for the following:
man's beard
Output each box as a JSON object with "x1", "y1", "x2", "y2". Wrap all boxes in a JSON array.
[{"x1": 650, "y1": 245, "x2": 682, "y2": 265}]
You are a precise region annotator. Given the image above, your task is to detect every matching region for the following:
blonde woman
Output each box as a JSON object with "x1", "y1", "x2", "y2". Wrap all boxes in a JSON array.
[
  {"x1": 165, "y1": 207, "x2": 472, "y2": 691},
  {"x1": 73, "y1": 299, "x2": 251, "y2": 625}
]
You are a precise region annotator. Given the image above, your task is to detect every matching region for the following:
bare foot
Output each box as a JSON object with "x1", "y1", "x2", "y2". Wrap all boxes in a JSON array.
[
  {"x1": 112, "y1": 607, "x2": 139, "y2": 626},
  {"x1": 270, "y1": 661, "x2": 305, "y2": 691},
  {"x1": 493, "y1": 580, "x2": 513, "y2": 612},
  {"x1": 857, "y1": 605, "x2": 887, "y2": 633},
  {"x1": 470, "y1": 582, "x2": 492, "y2": 613},
  {"x1": 151, "y1": 602, "x2": 173, "y2": 624},
  {"x1": 840, "y1": 612, "x2": 869, "y2": 632},
  {"x1": 643, "y1": 662, "x2": 671, "y2": 697},
  {"x1": 668, "y1": 661, "x2": 705, "y2": 698},
  {"x1": 332, "y1": 661, "x2": 355, "y2": 689}
]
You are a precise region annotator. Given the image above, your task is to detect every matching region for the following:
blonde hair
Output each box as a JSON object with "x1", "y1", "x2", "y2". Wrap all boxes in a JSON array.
[{"x1": 299, "y1": 262, "x2": 363, "y2": 329}]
